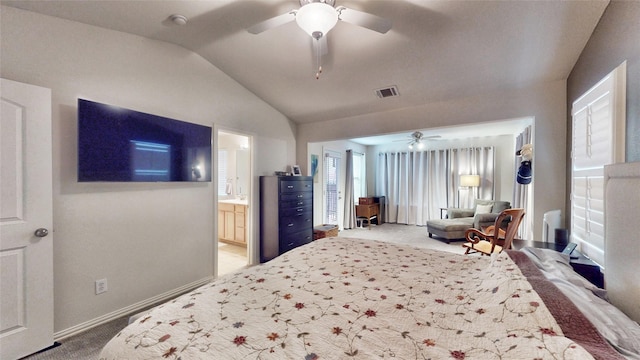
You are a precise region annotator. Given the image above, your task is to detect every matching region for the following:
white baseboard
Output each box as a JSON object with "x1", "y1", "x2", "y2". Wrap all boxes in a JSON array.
[{"x1": 54, "y1": 276, "x2": 213, "y2": 341}]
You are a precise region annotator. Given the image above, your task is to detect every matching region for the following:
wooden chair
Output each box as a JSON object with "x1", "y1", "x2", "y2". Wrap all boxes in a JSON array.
[{"x1": 462, "y1": 208, "x2": 525, "y2": 255}]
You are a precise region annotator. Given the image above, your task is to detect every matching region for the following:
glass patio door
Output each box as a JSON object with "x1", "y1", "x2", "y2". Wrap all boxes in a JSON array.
[{"x1": 324, "y1": 150, "x2": 341, "y2": 224}]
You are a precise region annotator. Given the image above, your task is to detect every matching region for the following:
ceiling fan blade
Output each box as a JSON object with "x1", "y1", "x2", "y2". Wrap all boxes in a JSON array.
[
  {"x1": 247, "y1": 11, "x2": 296, "y2": 34},
  {"x1": 337, "y1": 7, "x2": 392, "y2": 34}
]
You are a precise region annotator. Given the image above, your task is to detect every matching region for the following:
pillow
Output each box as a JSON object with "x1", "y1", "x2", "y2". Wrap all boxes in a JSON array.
[
  {"x1": 475, "y1": 204, "x2": 493, "y2": 215},
  {"x1": 492, "y1": 201, "x2": 511, "y2": 213}
]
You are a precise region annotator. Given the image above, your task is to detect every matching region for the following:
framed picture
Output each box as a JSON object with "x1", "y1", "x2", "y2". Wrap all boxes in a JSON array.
[
  {"x1": 291, "y1": 165, "x2": 302, "y2": 176},
  {"x1": 310, "y1": 154, "x2": 319, "y2": 182}
]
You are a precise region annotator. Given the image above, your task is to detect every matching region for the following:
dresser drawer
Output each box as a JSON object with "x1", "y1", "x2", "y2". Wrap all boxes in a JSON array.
[
  {"x1": 280, "y1": 180, "x2": 313, "y2": 193},
  {"x1": 280, "y1": 204, "x2": 312, "y2": 217},
  {"x1": 280, "y1": 213, "x2": 312, "y2": 234},
  {"x1": 279, "y1": 229, "x2": 313, "y2": 254},
  {"x1": 280, "y1": 197, "x2": 312, "y2": 208},
  {"x1": 280, "y1": 191, "x2": 312, "y2": 201}
]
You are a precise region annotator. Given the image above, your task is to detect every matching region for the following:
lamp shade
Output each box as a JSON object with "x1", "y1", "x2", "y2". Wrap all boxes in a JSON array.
[
  {"x1": 460, "y1": 174, "x2": 480, "y2": 187},
  {"x1": 295, "y1": 2, "x2": 339, "y2": 38}
]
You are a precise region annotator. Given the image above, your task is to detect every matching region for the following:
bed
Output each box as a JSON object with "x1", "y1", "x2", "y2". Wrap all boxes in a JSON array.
[{"x1": 99, "y1": 162, "x2": 640, "y2": 360}]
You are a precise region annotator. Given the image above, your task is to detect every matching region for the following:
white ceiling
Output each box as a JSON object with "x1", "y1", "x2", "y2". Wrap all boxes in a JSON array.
[{"x1": 3, "y1": 0, "x2": 608, "y2": 137}]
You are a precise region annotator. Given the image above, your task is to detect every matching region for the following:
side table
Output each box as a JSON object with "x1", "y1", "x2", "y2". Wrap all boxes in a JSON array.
[{"x1": 511, "y1": 239, "x2": 603, "y2": 288}]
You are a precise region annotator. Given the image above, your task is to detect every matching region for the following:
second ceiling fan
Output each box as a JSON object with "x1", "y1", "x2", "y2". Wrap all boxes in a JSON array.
[
  {"x1": 395, "y1": 131, "x2": 441, "y2": 149},
  {"x1": 248, "y1": 0, "x2": 392, "y2": 79}
]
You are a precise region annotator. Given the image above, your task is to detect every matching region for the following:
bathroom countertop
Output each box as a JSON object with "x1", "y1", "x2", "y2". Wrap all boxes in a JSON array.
[{"x1": 219, "y1": 198, "x2": 249, "y2": 206}]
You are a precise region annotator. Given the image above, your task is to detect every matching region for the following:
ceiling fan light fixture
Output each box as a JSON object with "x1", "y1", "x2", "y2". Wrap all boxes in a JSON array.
[{"x1": 295, "y1": 2, "x2": 338, "y2": 38}]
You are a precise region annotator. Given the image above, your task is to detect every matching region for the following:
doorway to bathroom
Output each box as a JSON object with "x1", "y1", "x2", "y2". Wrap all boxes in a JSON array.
[{"x1": 217, "y1": 130, "x2": 251, "y2": 276}]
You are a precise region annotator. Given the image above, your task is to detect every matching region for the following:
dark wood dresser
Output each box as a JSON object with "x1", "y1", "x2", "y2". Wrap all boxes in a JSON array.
[{"x1": 260, "y1": 176, "x2": 313, "y2": 262}]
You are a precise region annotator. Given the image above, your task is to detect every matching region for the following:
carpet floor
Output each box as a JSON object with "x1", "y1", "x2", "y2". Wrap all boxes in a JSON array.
[
  {"x1": 21, "y1": 223, "x2": 465, "y2": 359},
  {"x1": 338, "y1": 222, "x2": 464, "y2": 253}
]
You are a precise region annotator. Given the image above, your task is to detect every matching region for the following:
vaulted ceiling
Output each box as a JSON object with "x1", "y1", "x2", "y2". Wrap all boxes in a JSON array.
[{"x1": 3, "y1": 0, "x2": 608, "y2": 132}]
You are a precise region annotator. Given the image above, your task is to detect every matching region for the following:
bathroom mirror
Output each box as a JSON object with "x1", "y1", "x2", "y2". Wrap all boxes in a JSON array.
[{"x1": 236, "y1": 149, "x2": 249, "y2": 199}]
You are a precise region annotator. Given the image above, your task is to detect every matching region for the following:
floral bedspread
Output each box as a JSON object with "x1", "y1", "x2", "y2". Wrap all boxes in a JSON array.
[{"x1": 99, "y1": 238, "x2": 596, "y2": 359}]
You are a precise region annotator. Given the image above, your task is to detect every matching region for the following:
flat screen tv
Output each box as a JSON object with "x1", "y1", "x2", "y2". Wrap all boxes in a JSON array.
[{"x1": 78, "y1": 99, "x2": 212, "y2": 182}]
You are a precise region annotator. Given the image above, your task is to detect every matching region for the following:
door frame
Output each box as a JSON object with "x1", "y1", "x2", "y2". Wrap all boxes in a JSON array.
[{"x1": 214, "y1": 127, "x2": 255, "y2": 277}]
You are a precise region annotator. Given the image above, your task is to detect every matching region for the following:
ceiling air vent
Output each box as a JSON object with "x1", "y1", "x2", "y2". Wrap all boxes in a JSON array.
[{"x1": 375, "y1": 85, "x2": 399, "y2": 99}]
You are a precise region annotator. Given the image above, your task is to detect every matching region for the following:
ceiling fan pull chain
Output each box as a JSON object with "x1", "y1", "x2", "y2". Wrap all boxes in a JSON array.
[{"x1": 314, "y1": 36, "x2": 323, "y2": 79}]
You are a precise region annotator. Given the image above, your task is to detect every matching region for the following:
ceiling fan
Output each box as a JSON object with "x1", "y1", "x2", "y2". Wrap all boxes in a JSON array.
[
  {"x1": 247, "y1": 0, "x2": 392, "y2": 79},
  {"x1": 395, "y1": 131, "x2": 441, "y2": 149}
]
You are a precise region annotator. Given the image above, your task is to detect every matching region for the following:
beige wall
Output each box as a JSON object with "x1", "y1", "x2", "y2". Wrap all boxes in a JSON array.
[
  {"x1": 1, "y1": 6, "x2": 295, "y2": 336},
  {"x1": 568, "y1": 0, "x2": 640, "y2": 163},
  {"x1": 298, "y1": 81, "x2": 567, "y2": 242}
]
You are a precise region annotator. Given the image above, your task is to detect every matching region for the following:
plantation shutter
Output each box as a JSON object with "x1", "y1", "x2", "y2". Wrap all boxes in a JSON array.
[{"x1": 570, "y1": 63, "x2": 626, "y2": 267}]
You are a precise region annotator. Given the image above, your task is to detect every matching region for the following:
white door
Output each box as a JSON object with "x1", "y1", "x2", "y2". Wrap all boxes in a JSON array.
[{"x1": 1, "y1": 78, "x2": 54, "y2": 359}]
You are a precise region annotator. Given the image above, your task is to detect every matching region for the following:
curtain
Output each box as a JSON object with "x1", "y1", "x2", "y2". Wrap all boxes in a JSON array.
[
  {"x1": 453, "y1": 147, "x2": 495, "y2": 208},
  {"x1": 378, "y1": 147, "x2": 494, "y2": 226},
  {"x1": 513, "y1": 126, "x2": 533, "y2": 239},
  {"x1": 376, "y1": 153, "x2": 390, "y2": 224},
  {"x1": 430, "y1": 150, "x2": 452, "y2": 211},
  {"x1": 343, "y1": 150, "x2": 356, "y2": 229}
]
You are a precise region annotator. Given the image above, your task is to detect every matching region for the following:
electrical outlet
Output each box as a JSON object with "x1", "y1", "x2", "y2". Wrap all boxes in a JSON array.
[{"x1": 95, "y1": 278, "x2": 108, "y2": 295}]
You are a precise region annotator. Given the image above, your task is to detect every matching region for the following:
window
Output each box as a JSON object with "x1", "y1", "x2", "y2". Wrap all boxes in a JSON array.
[
  {"x1": 352, "y1": 152, "x2": 366, "y2": 202},
  {"x1": 570, "y1": 62, "x2": 626, "y2": 266}
]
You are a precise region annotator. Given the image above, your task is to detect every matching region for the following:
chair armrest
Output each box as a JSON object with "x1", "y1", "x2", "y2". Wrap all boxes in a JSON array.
[
  {"x1": 481, "y1": 225, "x2": 506, "y2": 239},
  {"x1": 465, "y1": 228, "x2": 489, "y2": 244},
  {"x1": 448, "y1": 208, "x2": 474, "y2": 219}
]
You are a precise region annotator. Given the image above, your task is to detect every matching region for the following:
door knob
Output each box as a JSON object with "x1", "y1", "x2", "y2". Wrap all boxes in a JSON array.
[{"x1": 34, "y1": 228, "x2": 49, "y2": 237}]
